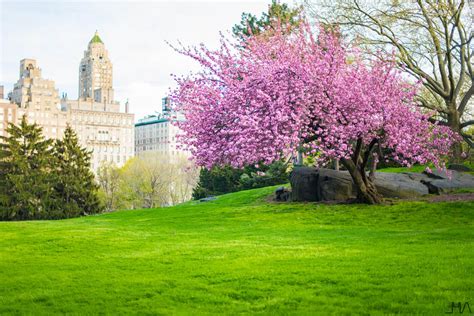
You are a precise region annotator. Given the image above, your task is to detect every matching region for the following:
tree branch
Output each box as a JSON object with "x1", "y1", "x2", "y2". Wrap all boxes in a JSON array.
[
  {"x1": 353, "y1": 137, "x2": 363, "y2": 165},
  {"x1": 361, "y1": 138, "x2": 378, "y2": 172},
  {"x1": 460, "y1": 120, "x2": 474, "y2": 129}
]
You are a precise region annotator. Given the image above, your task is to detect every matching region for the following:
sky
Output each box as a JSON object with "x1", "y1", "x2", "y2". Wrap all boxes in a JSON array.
[{"x1": 0, "y1": 0, "x2": 297, "y2": 121}]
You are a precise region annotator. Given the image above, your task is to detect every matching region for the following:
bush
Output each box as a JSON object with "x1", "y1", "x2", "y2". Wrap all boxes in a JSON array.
[
  {"x1": 0, "y1": 117, "x2": 103, "y2": 220},
  {"x1": 192, "y1": 161, "x2": 289, "y2": 199}
]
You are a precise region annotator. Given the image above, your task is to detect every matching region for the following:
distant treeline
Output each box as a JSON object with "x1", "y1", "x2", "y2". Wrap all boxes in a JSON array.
[{"x1": 192, "y1": 161, "x2": 289, "y2": 200}]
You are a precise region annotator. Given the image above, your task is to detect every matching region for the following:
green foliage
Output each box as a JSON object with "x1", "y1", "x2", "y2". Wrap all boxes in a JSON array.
[
  {"x1": 239, "y1": 160, "x2": 289, "y2": 190},
  {"x1": 379, "y1": 162, "x2": 474, "y2": 176},
  {"x1": 0, "y1": 186, "x2": 473, "y2": 314},
  {"x1": 192, "y1": 161, "x2": 288, "y2": 199},
  {"x1": 378, "y1": 165, "x2": 430, "y2": 173},
  {"x1": 191, "y1": 165, "x2": 242, "y2": 199},
  {"x1": 97, "y1": 161, "x2": 122, "y2": 211},
  {"x1": 0, "y1": 117, "x2": 103, "y2": 220},
  {"x1": 97, "y1": 153, "x2": 199, "y2": 210},
  {"x1": 232, "y1": 0, "x2": 302, "y2": 39},
  {"x1": 53, "y1": 125, "x2": 102, "y2": 217},
  {"x1": 0, "y1": 116, "x2": 54, "y2": 220}
]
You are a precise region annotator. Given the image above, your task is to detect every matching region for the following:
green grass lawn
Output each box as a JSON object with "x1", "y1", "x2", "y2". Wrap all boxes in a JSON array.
[
  {"x1": 378, "y1": 162, "x2": 474, "y2": 175},
  {"x1": 378, "y1": 165, "x2": 429, "y2": 173},
  {"x1": 1, "y1": 186, "x2": 473, "y2": 315}
]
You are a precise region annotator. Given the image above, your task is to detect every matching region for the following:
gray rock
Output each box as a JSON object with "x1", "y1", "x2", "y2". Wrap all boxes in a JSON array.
[
  {"x1": 423, "y1": 169, "x2": 449, "y2": 179},
  {"x1": 422, "y1": 169, "x2": 474, "y2": 194},
  {"x1": 199, "y1": 196, "x2": 217, "y2": 202},
  {"x1": 290, "y1": 167, "x2": 319, "y2": 201},
  {"x1": 275, "y1": 187, "x2": 291, "y2": 201},
  {"x1": 374, "y1": 172, "x2": 430, "y2": 198},
  {"x1": 316, "y1": 169, "x2": 429, "y2": 200},
  {"x1": 289, "y1": 167, "x2": 474, "y2": 202},
  {"x1": 318, "y1": 169, "x2": 355, "y2": 201}
]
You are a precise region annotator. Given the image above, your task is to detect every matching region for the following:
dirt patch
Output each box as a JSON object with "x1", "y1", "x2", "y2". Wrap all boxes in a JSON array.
[
  {"x1": 266, "y1": 192, "x2": 474, "y2": 204},
  {"x1": 427, "y1": 193, "x2": 474, "y2": 203}
]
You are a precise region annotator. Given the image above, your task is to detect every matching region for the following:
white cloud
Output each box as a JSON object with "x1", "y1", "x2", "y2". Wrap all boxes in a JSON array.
[{"x1": 115, "y1": 81, "x2": 170, "y2": 120}]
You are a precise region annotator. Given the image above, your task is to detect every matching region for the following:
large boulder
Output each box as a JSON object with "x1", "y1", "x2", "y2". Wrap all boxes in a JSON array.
[
  {"x1": 275, "y1": 187, "x2": 291, "y2": 201},
  {"x1": 373, "y1": 172, "x2": 430, "y2": 198},
  {"x1": 317, "y1": 169, "x2": 356, "y2": 201},
  {"x1": 421, "y1": 169, "x2": 474, "y2": 194},
  {"x1": 289, "y1": 167, "x2": 474, "y2": 202},
  {"x1": 316, "y1": 169, "x2": 429, "y2": 201},
  {"x1": 289, "y1": 168, "x2": 359, "y2": 201},
  {"x1": 290, "y1": 167, "x2": 319, "y2": 201}
]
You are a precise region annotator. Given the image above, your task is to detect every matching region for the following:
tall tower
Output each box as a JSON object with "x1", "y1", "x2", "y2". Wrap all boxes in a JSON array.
[
  {"x1": 11, "y1": 59, "x2": 60, "y2": 110},
  {"x1": 78, "y1": 31, "x2": 114, "y2": 104}
]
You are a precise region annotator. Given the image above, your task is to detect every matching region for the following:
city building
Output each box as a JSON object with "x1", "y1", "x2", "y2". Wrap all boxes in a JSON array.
[
  {"x1": 135, "y1": 97, "x2": 187, "y2": 157},
  {"x1": 0, "y1": 31, "x2": 134, "y2": 171},
  {"x1": 9, "y1": 59, "x2": 69, "y2": 140},
  {"x1": 0, "y1": 86, "x2": 17, "y2": 139}
]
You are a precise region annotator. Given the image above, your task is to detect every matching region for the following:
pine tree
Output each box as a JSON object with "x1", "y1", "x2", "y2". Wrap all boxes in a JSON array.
[
  {"x1": 0, "y1": 115, "x2": 54, "y2": 220},
  {"x1": 232, "y1": 0, "x2": 302, "y2": 39},
  {"x1": 53, "y1": 125, "x2": 103, "y2": 217}
]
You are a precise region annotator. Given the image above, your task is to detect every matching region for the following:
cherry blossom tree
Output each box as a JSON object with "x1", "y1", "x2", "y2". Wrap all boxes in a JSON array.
[{"x1": 170, "y1": 21, "x2": 458, "y2": 204}]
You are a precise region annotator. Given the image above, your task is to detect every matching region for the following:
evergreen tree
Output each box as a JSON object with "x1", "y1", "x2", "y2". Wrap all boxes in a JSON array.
[
  {"x1": 192, "y1": 162, "x2": 289, "y2": 200},
  {"x1": 232, "y1": 0, "x2": 302, "y2": 39},
  {"x1": 0, "y1": 116, "x2": 54, "y2": 220},
  {"x1": 192, "y1": 166, "x2": 243, "y2": 199},
  {"x1": 53, "y1": 125, "x2": 103, "y2": 217}
]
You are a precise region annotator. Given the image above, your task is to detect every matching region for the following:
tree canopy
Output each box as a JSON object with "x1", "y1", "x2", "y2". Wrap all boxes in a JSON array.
[
  {"x1": 171, "y1": 20, "x2": 457, "y2": 203},
  {"x1": 304, "y1": 0, "x2": 473, "y2": 155}
]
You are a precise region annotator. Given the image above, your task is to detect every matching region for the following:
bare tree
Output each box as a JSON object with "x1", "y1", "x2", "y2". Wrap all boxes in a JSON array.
[
  {"x1": 119, "y1": 152, "x2": 199, "y2": 209},
  {"x1": 97, "y1": 161, "x2": 121, "y2": 211},
  {"x1": 167, "y1": 154, "x2": 200, "y2": 205},
  {"x1": 304, "y1": 0, "x2": 474, "y2": 156}
]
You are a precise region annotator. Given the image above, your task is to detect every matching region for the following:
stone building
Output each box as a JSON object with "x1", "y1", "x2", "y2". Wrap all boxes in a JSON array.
[
  {"x1": 135, "y1": 97, "x2": 187, "y2": 157},
  {"x1": 0, "y1": 87, "x2": 17, "y2": 139},
  {"x1": 9, "y1": 59, "x2": 69, "y2": 140},
  {"x1": 0, "y1": 31, "x2": 134, "y2": 171},
  {"x1": 79, "y1": 31, "x2": 114, "y2": 104}
]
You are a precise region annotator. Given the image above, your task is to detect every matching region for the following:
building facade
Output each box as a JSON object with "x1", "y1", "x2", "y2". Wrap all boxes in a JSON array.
[
  {"x1": 9, "y1": 59, "x2": 69, "y2": 140},
  {"x1": 135, "y1": 97, "x2": 187, "y2": 157},
  {"x1": 79, "y1": 31, "x2": 114, "y2": 104},
  {"x1": 0, "y1": 95, "x2": 17, "y2": 140},
  {"x1": 0, "y1": 32, "x2": 134, "y2": 171}
]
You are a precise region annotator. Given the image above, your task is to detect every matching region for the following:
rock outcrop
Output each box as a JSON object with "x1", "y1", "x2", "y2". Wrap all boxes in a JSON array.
[
  {"x1": 289, "y1": 167, "x2": 474, "y2": 202},
  {"x1": 290, "y1": 167, "x2": 320, "y2": 202},
  {"x1": 275, "y1": 187, "x2": 291, "y2": 201},
  {"x1": 421, "y1": 169, "x2": 474, "y2": 194}
]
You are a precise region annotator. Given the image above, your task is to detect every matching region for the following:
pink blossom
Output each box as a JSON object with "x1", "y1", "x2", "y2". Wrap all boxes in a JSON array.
[{"x1": 170, "y1": 20, "x2": 458, "y2": 172}]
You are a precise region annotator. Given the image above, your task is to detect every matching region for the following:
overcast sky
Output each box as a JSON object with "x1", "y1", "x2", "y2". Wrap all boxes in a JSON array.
[{"x1": 0, "y1": 0, "x2": 295, "y2": 121}]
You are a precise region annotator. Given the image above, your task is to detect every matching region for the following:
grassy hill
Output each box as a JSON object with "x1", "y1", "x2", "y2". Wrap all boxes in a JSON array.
[{"x1": 0, "y1": 185, "x2": 473, "y2": 315}]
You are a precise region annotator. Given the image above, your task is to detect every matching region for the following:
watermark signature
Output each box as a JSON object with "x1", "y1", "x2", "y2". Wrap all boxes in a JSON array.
[{"x1": 446, "y1": 302, "x2": 472, "y2": 314}]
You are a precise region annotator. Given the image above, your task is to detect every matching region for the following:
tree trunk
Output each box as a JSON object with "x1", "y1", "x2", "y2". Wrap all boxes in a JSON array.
[
  {"x1": 296, "y1": 150, "x2": 303, "y2": 166},
  {"x1": 341, "y1": 158, "x2": 382, "y2": 204},
  {"x1": 447, "y1": 105, "x2": 463, "y2": 162}
]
